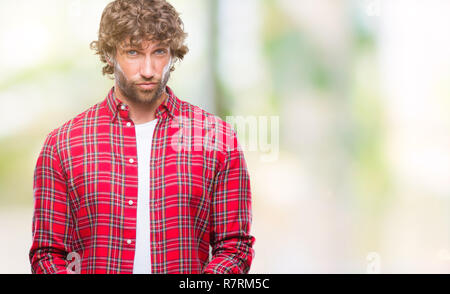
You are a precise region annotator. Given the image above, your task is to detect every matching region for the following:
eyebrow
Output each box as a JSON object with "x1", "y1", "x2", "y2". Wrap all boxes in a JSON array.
[{"x1": 122, "y1": 43, "x2": 168, "y2": 51}]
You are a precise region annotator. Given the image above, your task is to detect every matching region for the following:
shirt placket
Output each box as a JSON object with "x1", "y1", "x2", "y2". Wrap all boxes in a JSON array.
[{"x1": 117, "y1": 103, "x2": 139, "y2": 272}]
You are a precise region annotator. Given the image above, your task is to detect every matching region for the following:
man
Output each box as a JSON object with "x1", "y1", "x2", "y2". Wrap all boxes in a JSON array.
[{"x1": 30, "y1": 0, "x2": 255, "y2": 274}]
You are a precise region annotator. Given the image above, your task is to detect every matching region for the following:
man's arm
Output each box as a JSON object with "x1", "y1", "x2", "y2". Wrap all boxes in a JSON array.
[
  {"x1": 29, "y1": 130, "x2": 73, "y2": 274},
  {"x1": 203, "y1": 128, "x2": 255, "y2": 274}
]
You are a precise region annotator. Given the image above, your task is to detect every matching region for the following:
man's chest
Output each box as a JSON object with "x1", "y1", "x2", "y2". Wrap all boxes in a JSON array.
[{"x1": 59, "y1": 122, "x2": 220, "y2": 227}]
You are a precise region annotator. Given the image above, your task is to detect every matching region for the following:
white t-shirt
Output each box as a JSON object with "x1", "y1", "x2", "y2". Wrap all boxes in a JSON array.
[{"x1": 132, "y1": 118, "x2": 158, "y2": 274}]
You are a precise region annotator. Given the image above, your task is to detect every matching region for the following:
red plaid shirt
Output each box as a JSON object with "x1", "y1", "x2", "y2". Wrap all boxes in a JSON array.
[{"x1": 30, "y1": 86, "x2": 255, "y2": 274}]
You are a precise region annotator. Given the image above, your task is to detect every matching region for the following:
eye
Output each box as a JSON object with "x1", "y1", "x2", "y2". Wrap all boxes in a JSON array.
[
  {"x1": 155, "y1": 48, "x2": 167, "y2": 55},
  {"x1": 127, "y1": 50, "x2": 138, "y2": 56}
]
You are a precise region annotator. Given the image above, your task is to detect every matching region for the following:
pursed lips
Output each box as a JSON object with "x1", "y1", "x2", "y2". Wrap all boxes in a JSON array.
[{"x1": 136, "y1": 82, "x2": 157, "y2": 89}]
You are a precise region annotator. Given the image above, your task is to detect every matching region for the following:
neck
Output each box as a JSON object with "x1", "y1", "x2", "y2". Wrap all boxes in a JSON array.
[{"x1": 114, "y1": 85, "x2": 167, "y2": 124}]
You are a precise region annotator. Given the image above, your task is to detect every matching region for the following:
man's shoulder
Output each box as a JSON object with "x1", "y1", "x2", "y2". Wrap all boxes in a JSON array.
[
  {"x1": 176, "y1": 98, "x2": 232, "y2": 131},
  {"x1": 176, "y1": 98, "x2": 240, "y2": 154}
]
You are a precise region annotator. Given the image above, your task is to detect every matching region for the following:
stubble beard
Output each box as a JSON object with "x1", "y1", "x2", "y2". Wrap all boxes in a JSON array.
[{"x1": 114, "y1": 61, "x2": 171, "y2": 107}]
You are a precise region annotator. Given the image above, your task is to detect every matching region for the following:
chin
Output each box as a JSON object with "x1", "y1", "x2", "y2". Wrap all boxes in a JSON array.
[
  {"x1": 138, "y1": 89, "x2": 155, "y2": 94},
  {"x1": 137, "y1": 93, "x2": 158, "y2": 104}
]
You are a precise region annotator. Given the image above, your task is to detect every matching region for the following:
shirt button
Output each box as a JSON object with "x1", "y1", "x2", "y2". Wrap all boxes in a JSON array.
[
  {"x1": 126, "y1": 122, "x2": 132, "y2": 127},
  {"x1": 127, "y1": 239, "x2": 132, "y2": 245},
  {"x1": 129, "y1": 158, "x2": 135, "y2": 164},
  {"x1": 128, "y1": 200, "x2": 134, "y2": 206},
  {"x1": 121, "y1": 105, "x2": 126, "y2": 110}
]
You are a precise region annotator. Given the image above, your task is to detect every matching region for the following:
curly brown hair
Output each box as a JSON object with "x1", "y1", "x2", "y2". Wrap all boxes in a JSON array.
[{"x1": 90, "y1": 0, "x2": 189, "y2": 77}]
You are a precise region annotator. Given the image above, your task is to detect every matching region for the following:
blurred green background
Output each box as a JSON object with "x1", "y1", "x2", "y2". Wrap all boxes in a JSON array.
[{"x1": 1, "y1": 0, "x2": 450, "y2": 273}]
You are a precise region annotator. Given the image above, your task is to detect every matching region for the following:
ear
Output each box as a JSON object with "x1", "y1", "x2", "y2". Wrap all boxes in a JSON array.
[{"x1": 106, "y1": 54, "x2": 114, "y2": 67}]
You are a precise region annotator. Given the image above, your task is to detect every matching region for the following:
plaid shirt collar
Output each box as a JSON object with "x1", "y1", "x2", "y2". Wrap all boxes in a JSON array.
[{"x1": 104, "y1": 85, "x2": 180, "y2": 122}]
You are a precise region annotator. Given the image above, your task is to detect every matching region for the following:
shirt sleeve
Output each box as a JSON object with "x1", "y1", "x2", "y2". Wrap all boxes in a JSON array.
[
  {"x1": 203, "y1": 127, "x2": 256, "y2": 274},
  {"x1": 29, "y1": 130, "x2": 73, "y2": 274}
]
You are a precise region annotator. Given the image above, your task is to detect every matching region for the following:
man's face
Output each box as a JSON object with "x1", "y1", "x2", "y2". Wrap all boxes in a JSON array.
[{"x1": 112, "y1": 38, "x2": 172, "y2": 106}]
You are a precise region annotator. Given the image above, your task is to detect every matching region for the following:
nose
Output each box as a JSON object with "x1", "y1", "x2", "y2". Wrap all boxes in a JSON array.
[{"x1": 140, "y1": 55, "x2": 155, "y2": 79}]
